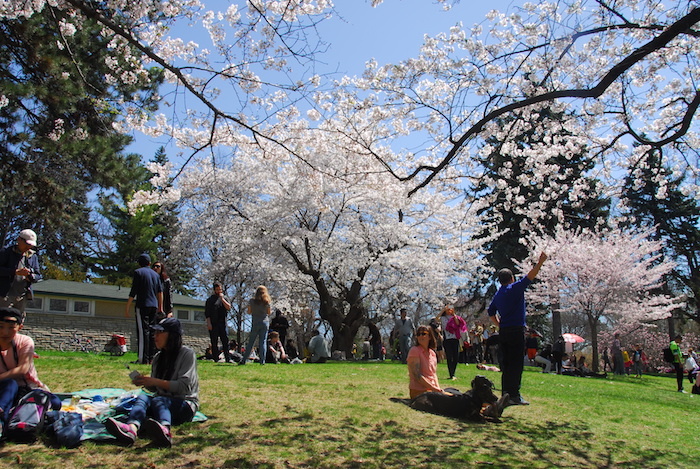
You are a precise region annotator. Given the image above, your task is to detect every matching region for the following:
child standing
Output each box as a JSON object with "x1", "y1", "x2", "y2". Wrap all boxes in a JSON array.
[{"x1": 632, "y1": 344, "x2": 644, "y2": 378}]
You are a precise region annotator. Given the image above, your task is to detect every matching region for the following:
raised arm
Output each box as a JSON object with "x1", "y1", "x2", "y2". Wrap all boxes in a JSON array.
[{"x1": 526, "y1": 252, "x2": 548, "y2": 281}]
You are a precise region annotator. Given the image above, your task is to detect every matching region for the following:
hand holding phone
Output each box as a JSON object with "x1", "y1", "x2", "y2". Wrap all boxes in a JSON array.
[{"x1": 129, "y1": 370, "x2": 141, "y2": 382}]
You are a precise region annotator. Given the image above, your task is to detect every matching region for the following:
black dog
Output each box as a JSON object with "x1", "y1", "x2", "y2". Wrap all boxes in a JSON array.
[{"x1": 405, "y1": 375, "x2": 508, "y2": 422}]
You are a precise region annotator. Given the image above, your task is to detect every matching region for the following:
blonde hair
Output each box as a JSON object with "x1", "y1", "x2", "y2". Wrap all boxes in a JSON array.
[{"x1": 254, "y1": 285, "x2": 271, "y2": 304}]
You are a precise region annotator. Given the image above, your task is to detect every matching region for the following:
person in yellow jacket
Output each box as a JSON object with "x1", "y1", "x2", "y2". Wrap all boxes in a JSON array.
[{"x1": 669, "y1": 335, "x2": 685, "y2": 393}]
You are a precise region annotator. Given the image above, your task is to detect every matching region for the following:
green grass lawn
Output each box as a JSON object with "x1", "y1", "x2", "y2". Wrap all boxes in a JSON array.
[{"x1": 2, "y1": 351, "x2": 699, "y2": 468}]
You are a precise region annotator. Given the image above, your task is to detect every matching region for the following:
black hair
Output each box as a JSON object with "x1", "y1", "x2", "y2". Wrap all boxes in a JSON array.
[
  {"x1": 497, "y1": 268, "x2": 514, "y2": 285},
  {"x1": 154, "y1": 261, "x2": 169, "y2": 280},
  {"x1": 154, "y1": 329, "x2": 183, "y2": 381}
]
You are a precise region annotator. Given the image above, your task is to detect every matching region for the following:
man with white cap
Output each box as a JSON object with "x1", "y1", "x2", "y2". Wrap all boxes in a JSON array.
[{"x1": 0, "y1": 229, "x2": 42, "y2": 317}]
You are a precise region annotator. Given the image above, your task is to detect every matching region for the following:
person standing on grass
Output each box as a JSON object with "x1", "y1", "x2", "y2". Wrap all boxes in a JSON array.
[
  {"x1": 439, "y1": 305, "x2": 465, "y2": 381},
  {"x1": 632, "y1": 344, "x2": 644, "y2": 378},
  {"x1": 394, "y1": 308, "x2": 415, "y2": 364},
  {"x1": 488, "y1": 251, "x2": 547, "y2": 406},
  {"x1": 152, "y1": 261, "x2": 173, "y2": 319},
  {"x1": 204, "y1": 282, "x2": 233, "y2": 363},
  {"x1": 670, "y1": 335, "x2": 685, "y2": 393},
  {"x1": 125, "y1": 253, "x2": 163, "y2": 365},
  {"x1": 0, "y1": 229, "x2": 42, "y2": 319},
  {"x1": 239, "y1": 285, "x2": 272, "y2": 365},
  {"x1": 611, "y1": 332, "x2": 624, "y2": 375},
  {"x1": 105, "y1": 318, "x2": 199, "y2": 448},
  {"x1": 270, "y1": 309, "x2": 290, "y2": 346}
]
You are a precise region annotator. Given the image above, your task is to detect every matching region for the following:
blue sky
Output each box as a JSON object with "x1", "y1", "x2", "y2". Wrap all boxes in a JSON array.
[
  {"x1": 317, "y1": 1, "x2": 514, "y2": 76},
  {"x1": 129, "y1": 0, "x2": 517, "y2": 161}
]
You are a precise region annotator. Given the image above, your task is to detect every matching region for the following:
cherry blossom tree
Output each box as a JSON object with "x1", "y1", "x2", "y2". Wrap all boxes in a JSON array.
[
  {"x1": 342, "y1": 1, "x2": 699, "y2": 199},
  {"x1": 521, "y1": 226, "x2": 680, "y2": 372},
  {"x1": 168, "y1": 124, "x2": 491, "y2": 355},
  {"x1": 0, "y1": 0, "x2": 335, "y2": 175},
  {"x1": 1, "y1": 1, "x2": 696, "y2": 202}
]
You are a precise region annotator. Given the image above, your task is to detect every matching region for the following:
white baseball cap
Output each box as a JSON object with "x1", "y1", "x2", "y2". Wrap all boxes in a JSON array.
[{"x1": 18, "y1": 229, "x2": 37, "y2": 247}]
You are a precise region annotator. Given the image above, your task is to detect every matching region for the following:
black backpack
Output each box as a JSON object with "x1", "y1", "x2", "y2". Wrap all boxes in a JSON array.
[
  {"x1": 662, "y1": 347, "x2": 675, "y2": 363},
  {"x1": 7, "y1": 389, "x2": 53, "y2": 442}
]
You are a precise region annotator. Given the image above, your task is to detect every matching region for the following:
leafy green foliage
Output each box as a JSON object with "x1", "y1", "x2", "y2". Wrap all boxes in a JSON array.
[
  {"x1": 0, "y1": 8, "x2": 162, "y2": 268},
  {"x1": 621, "y1": 148, "x2": 700, "y2": 324},
  {"x1": 474, "y1": 107, "x2": 610, "y2": 275}
]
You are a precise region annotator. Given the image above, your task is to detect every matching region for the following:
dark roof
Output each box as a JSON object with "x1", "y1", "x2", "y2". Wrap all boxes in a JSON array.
[{"x1": 32, "y1": 279, "x2": 204, "y2": 308}]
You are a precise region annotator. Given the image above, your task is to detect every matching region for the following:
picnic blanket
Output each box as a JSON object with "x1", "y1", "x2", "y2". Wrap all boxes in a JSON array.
[{"x1": 57, "y1": 388, "x2": 207, "y2": 442}]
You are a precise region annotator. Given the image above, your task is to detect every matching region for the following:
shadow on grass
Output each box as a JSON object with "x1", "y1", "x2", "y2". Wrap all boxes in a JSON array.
[
  {"x1": 0, "y1": 408, "x2": 688, "y2": 469},
  {"x1": 166, "y1": 405, "x2": 689, "y2": 469}
]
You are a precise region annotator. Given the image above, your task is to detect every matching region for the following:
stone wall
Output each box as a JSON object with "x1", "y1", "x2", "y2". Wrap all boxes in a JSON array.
[{"x1": 22, "y1": 313, "x2": 211, "y2": 354}]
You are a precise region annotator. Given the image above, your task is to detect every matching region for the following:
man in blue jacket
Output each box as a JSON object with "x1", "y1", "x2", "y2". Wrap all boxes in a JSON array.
[
  {"x1": 488, "y1": 252, "x2": 547, "y2": 406},
  {"x1": 0, "y1": 230, "x2": 42, "y2": 318},
  {"x1": 125, "y1": 253, "x2": 163, "y2": 364}
]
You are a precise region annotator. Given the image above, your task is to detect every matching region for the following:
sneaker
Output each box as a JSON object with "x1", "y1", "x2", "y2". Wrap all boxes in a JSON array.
[
  {"x1": 678, "y1": 389, "x2": 687, "y2": 393},
  {"x1": 104, "y1": 417, "x2": 137, "y2": 446},
  {"x1": 506, "y1": 397, "x2": 530, "y2": 406},
  {"x1": 142, "y1": 418, "x2": 172, "y2": 448}
]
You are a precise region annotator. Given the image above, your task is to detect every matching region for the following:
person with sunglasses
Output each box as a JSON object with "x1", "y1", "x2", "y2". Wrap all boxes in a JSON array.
[
  {"x1": 152, "y1": 262, "x2": 173, "y2": 319},
  {"x1": 407, "y1": 325, "x2": 446, "y2": 399}
]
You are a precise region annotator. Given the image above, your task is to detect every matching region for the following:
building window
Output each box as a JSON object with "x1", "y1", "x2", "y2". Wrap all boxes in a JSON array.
[
  {"x1": 73, "y1": 300, "x2": 91, "y2": 315},
  {"x1": 193, "y1": 310, "x2": 205, "y2": 322},
  {"x1": 49, "y1": 298, "x2": 68, "y2": 313},
  {"x1": 177, "y1": 309, "x2": 190, "y2": 321},
  {"x1": 25, "y1": 298, "x2": 43, "y2": 311}
]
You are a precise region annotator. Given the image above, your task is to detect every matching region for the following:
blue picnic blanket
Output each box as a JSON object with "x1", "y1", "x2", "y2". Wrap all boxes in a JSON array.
[{"x1": 60, "y1": 388, "x2": 207, "y2": 441}]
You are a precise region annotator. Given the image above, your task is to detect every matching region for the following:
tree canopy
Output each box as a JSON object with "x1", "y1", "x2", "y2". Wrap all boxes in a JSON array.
[
  {"x1": 0, "y1": 5, "x2": 161, "y2": 269},
  {"x1": 1, "y1": 1, "x2": 698, "y2": 345}
]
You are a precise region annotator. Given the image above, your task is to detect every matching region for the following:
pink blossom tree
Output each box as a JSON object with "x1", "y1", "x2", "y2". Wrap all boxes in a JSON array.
[{"x1": 520, "y1": 226, "x2": 680, "y2": 372}]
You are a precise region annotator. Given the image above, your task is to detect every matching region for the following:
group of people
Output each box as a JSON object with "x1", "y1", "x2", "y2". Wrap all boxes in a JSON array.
[
  {"x1": 1, "y1": 305, "x2": 197, "y2": 447},
  {"x1": 4, "y1": 226, "x2": 695, "y2": 447},
  {"x1": 406, "y1": 251, "x2": 548, "y2": 407},
  {"x1": 202, "y1": 283, "x2": 331, "y2": 365},
  {"x1": 124, "y1": 253, "x2": 174, "y2": 365},
  {"x1": 0, "y1": 231, "x2": 198, "y2": 447},
  {"x1": 0, "y1": 231, "x2": 50, "y2": 439}
]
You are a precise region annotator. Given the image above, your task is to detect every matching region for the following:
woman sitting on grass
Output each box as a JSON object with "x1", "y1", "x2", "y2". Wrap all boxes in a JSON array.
[
  {"x1": 407, "y1": 325, "x2": 447, "y2": 399},
  {"x1": 105, "y1": 318, "x2": 199, "y2": 447}
]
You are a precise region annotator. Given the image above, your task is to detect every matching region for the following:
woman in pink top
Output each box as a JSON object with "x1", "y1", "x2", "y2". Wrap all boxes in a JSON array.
[{"x1": 407, "y1": 325, "x2": 445, "y2": 398}]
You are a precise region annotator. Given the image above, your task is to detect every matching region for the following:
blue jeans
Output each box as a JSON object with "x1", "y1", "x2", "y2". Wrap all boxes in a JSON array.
[
  {"x1": 0, "y1": 379, "x2": 19, "y2": 428},
  {"x1": 241, "y1": 321, "x2": 269, "y2": 364},
  {"x1": 399, "y1": 335, "x2": 412, "y2": 364},
  {"x1": 127, "y1": 393, "x2": 195, "y2": 428}
]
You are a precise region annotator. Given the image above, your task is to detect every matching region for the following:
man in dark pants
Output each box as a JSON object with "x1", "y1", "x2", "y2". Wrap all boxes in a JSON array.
[
  {"x1": 205, "y1": 282, "x2": 233, "y2": 363},
  {"x1": 125, "y1": 253, "x2": 163, "y2": 364},
  {"x1": 488, "y1": 252, "x2": 547, "y2": 406},
  {"x1": 670, "y1": 335, "x2": 685, "y2": 393},
  {"x1": 270, "y1": 309, "x2": 290, "y2": 346}
]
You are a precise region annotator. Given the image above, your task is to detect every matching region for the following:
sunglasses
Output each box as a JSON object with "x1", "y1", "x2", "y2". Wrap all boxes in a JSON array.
[
  {"x1": 416, "y1": 331, "x2": 429, "y2": 336},
  {"x1": 153, "y1": 265, "x2": 162, "y2": 268}
]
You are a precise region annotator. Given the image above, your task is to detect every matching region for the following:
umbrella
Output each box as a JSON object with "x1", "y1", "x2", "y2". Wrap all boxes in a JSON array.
[{"x1": 562, "y1": 333, "x2": 585, "y2": 344}]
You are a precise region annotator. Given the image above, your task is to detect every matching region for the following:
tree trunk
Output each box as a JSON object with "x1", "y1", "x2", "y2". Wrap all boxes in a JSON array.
[
  {"x1": 587, "y1": 314, "x2": 600, "y2": 373},
  {"x1": 314, "y1": 277, "x2": 367, "y2": 359},
  {"x1": 551, "y1": 309, "x2": 562, "y2": 341}
]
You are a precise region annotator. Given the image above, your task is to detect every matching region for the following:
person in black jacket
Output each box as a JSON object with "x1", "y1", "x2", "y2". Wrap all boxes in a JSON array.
[{"x1": 0, "y1": 230, "x2": 42, "y2": 318}]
